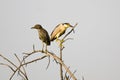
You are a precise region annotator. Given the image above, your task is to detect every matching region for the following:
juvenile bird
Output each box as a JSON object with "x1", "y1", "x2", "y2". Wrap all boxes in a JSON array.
[{"x1": 31, "y1": 24, "x2": 50, "y2": 51}]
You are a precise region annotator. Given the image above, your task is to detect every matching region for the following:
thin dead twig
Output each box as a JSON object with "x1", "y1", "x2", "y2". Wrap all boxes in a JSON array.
[
  {"x1": 59, "y1": 45, "x2": 64, "y2": 80},
  {"x1": 22, "y1": 55, "x2": 47, "y2": 66},
  {"x1": 46, "y1": 56, "x2": 50, "y2": 70},
  {"x1": 0, "y1": 63, "x2": 15, "y2": 72},
  {"x1": 63, "y1": 66, "x2": 70, "y2": 80},
  {"x1": 0, "y1": 53, "x2": 26, "y2": 80},
  {"x1": 69, "y1": 70, "x2": 77, "y2": 80},
  {"x1": 14, "y1": 54, "x2": 28, "y2": 80}
]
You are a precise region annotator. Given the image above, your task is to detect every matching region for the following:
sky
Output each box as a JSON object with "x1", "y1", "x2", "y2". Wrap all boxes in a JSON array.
[{"x1": 0, "y1": 0, "x2": 120, "y2": 80}]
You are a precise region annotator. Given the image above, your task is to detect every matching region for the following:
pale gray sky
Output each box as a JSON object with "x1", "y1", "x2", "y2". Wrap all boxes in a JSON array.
[{"x1": 0, "y1": 0, "x2": 120, "y2": 80}]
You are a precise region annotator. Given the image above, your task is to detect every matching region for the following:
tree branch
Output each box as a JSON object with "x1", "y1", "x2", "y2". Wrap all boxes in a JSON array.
[
  {"x1": 22, "y1": 50, "x2": 77, "y2": 80},
  {"x1": 60, "y1": 45, "x2": 63, "y2": 80},
  {"x1": 0, "y1": 53, "x2": 27, "y2": 80}
]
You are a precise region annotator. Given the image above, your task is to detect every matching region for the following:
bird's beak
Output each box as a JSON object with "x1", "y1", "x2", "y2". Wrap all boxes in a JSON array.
[
  {"x1": 31, "y1": 27, "x2": 35, "y2": 29},
  {"x1": 70, "y1": 25, "x2": 75, "y2": 33}
]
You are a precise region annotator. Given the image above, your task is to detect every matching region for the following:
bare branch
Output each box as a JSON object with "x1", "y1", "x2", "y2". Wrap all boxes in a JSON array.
[
  {"x1": 46, "y1": 51, "x2": 77, "y2": 80},
  {"x1": 22, "y1": 55, "x2": 47, "y2": 66},
  {"x1": 0, "y1": 63, "x2": 15, "y2": 72},
  {"x1": 0, "y1": 53, "x2": 26, "y2": 80},
  {"x1": 0, "y1": 54, "x2": 17, "y2": 68},
  {"x1": 64, "y1": 66, "x2": 70, "y2": 80},
  {"x1": 14, "y1": 54, "x2": 28, "y2": 80},
  {"x1": 64, "y1": 38, "x2": 74, "y2": 42},
  {"x1": 59, "y1": 45, "x2": 63, "y2": 80},
  {"x1": 69, "y1": 70, "x2": 77, "y2": 80},
  {"x1": 46, "y1": 56, "x2": 50, "y2": 70},
  {"x1": 52, "y1": 53, "x2": 76, "y2": 80},
  {"x1": 9, "y1": 55, "x2": 28, "y2": 80},
  {"x1": 22, "y1": 50, "x2": 77, "y2": 80}
]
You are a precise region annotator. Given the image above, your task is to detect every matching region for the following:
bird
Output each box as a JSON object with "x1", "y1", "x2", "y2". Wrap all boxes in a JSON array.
[
  {"x1": 50, "y1": 23, "x2": 73, "y2": 41},
  {"x1": 31, "y1": 24, "x2": 50, "y2": 52}
]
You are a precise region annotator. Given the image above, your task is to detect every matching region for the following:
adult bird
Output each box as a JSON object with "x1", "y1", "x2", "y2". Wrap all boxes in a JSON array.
[
  {"x1": 31, "y1": 24, "x2": 50, "y2": 51},
  {"x1": 50, "y1": 23, "x2": 73, "y2": 41}
]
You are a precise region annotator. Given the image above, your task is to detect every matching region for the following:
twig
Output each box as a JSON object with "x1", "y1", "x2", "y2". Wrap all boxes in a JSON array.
[
  {"x1": 46, "y1": 56, "x2": 50, "y2": 70},
  {"x1": 9, "y1": 55, "x2": 46, "y2": 80},
  {"x1": 22, "y1": 55, "x2": 47, "y2": 66},
  {"x1": 69, "y1": 70, "x2": 77, "y2": 80},
  {"x1": 0, "y1": 63, "x2": 15, "y2": 72},
  {"x1": 9, "y1": 54, "x2": 28, "y2": 80},
  {"x1": 14, "y1": 54, "x2": 28, "y2": 80},
  {"x1": 0, "y1": 53, "x2": 26, "y2": 80},
  {"x1": 60, "y1": 44, "x2": 63, "y2": 80},
  {"x1": 63, "y1": 66, "x2": 70, "y2": 80},
  {"x1": 0, "y1": 54, "x2": 17, "y2": 68},
  {"x1": 64, "y1": 38, "x2": 74, "y2": 43},
  {"x1": 65, "y1": 74, "x2": 69, "y2": 80}
]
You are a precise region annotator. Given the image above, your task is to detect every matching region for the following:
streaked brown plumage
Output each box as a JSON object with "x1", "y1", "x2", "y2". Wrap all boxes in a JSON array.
[
  {"x1": 50, "y1": 23, "x2": 73, "y2": 41},
  {"x1": 31, "y1": 24, "x2": 50, "y2": 51}
]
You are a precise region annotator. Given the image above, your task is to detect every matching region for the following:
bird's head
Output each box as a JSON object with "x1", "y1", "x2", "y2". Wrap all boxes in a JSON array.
[
  {"x1": 62, "y1": 23, "x2": 75, "y2": 33},
  {"x1": 31, "y1": 24, "x2": 43, "y2": 29},
  {"x1": 62, "y1": 23, "x2": 73, "y2": 28}
]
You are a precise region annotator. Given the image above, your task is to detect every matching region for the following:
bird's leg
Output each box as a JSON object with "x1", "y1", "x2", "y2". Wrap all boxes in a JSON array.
[
  {"x1": 55, "y1": 38, "x2": 60, "y2": 45},
  {"x1": 45, "y1": 44, "x2": 47, "y2": 53},
  {"x1": 42, "y1": 42, "x2": 44, "y2": 52},
  {"x1": 56, "y1": 38, "x2": 64, "y2": 48},
  {"x1": 59, "y1": 39, "x2": 64, "y2": 48},
  {"x1": 56, "y1": 38, "x2": 61, "y2": 42}
]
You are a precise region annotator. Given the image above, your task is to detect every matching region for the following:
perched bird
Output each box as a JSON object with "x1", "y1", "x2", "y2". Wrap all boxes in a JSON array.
[
  {"x1": 50, "y1": 23, "x2": 73, "y2": 41},
  {"x1": 31, "y1": 24, "x2": 50, "y2": 51}
]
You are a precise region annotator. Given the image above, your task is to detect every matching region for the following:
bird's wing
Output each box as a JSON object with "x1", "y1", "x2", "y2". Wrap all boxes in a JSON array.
[
  {"x1": 43, "y1": 29, "x2": 50, "y2": 45},
  {"x1": 51, "y1": 24, "x2": 62, "y2": 39},
  {"x1": 40, "y1": 29, "x2": 50, "y2": 39},
  {"x1": 39, "y1": 28, "x2": 50, "y2": 45}
]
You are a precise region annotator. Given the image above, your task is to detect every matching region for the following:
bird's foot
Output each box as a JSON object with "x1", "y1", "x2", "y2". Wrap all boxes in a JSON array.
[
  {"x1": 56, "y1": 39, "x2": 65, "y2": 48},
  {"x1": 59, "y1": 39, "x2": 65, "y2": 49},
  {"x1": 56, "y1": 38, "x2": 61, "y2": 42}
]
